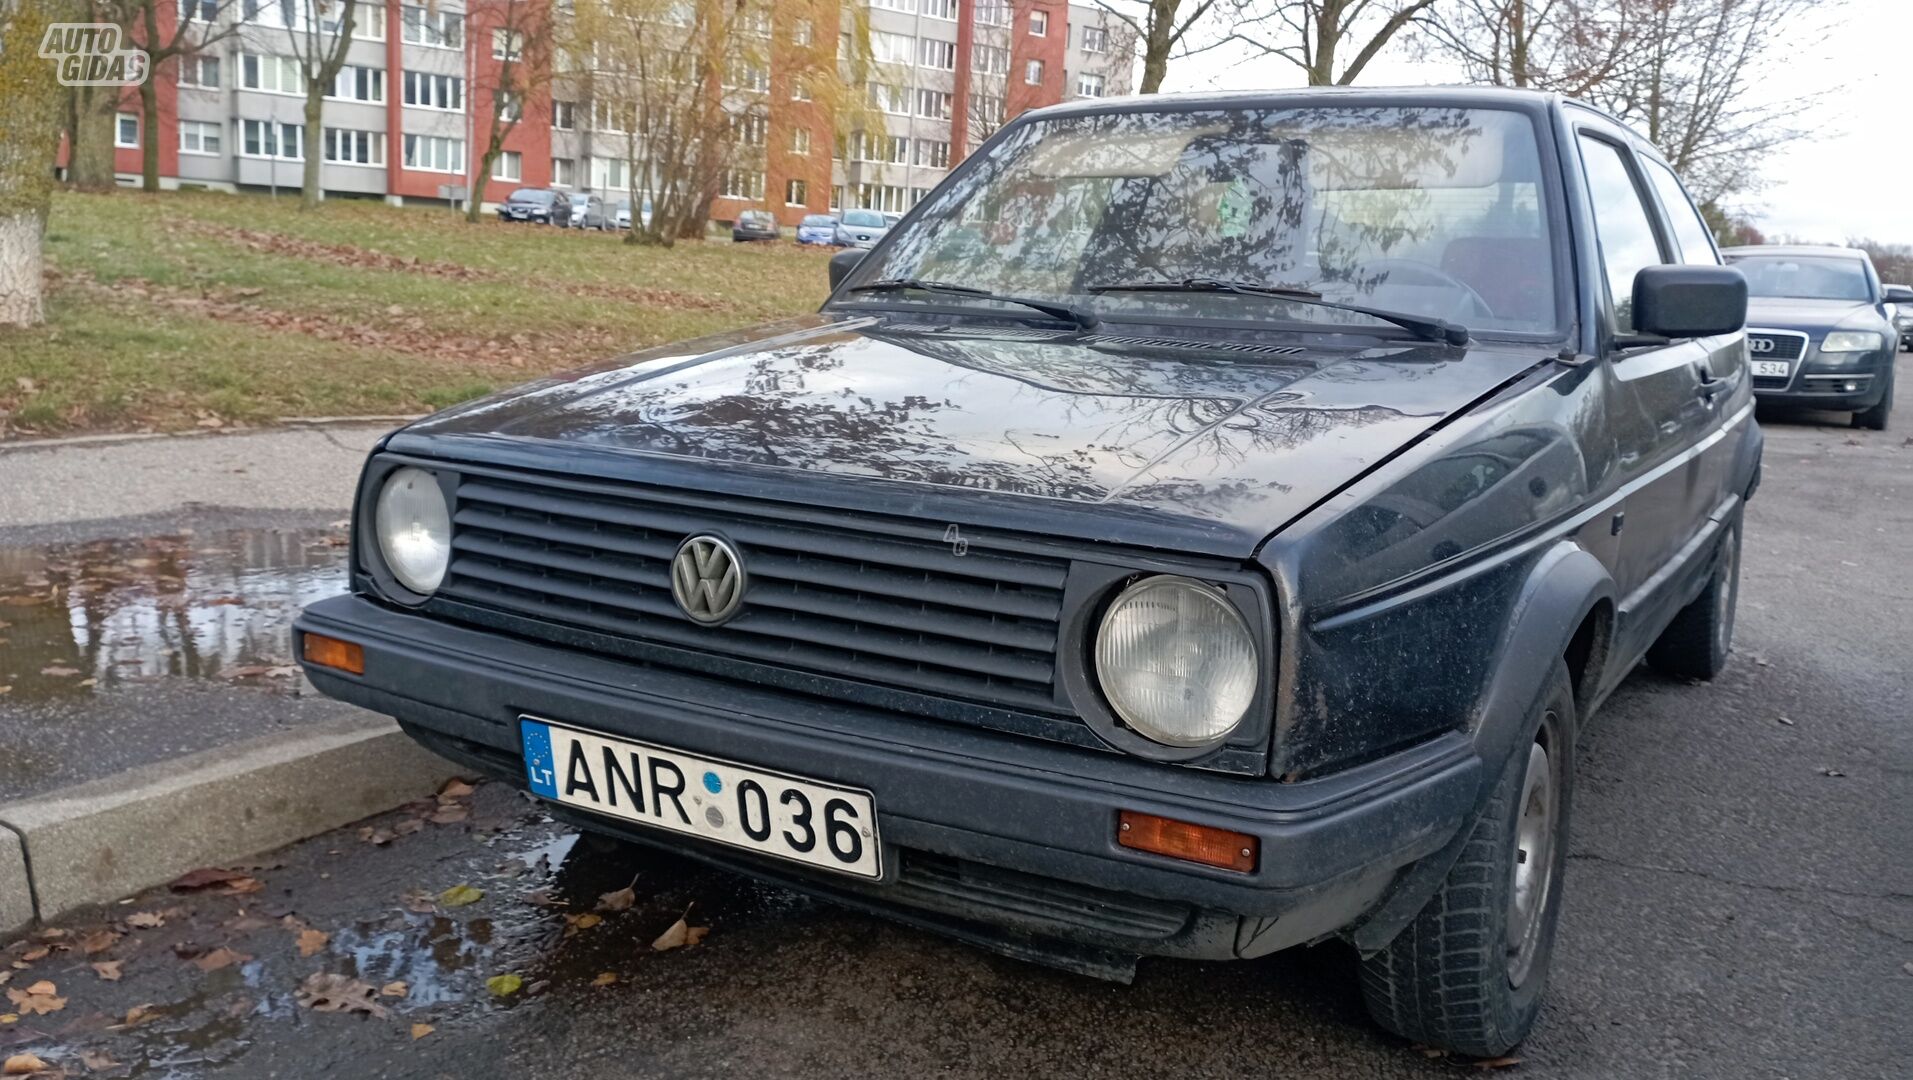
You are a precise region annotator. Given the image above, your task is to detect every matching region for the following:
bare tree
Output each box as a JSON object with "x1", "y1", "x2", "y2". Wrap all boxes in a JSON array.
[
  {"x1": 0, "y1": 0, "x2": 69, "y2": 326},
  {"x1": 118, "y1": 0, "x2": 245, "y2": 191},
  {"x1": 1849, "y1": 239, "x2": 1913, "y2": 285},
  {"x1": 1095, "y1": 0, "x2": 1228, "y2": 93},
  {"x1": 1418, "y1": 0, "x2": 1632, "y2": 93},
  {"x1": 464, "y1": 0, "x2": 554, "y2": 222},
  {"x1": 251, "y1": 0, "x2": 363, "y2": 210},
  {"x1": 1228, "y1": 0, "x2": 1438, "y2": 86}
]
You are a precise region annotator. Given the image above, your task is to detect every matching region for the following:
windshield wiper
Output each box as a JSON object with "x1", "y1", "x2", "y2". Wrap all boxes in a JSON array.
[
  {"x1": 1089, "y1": 277, "x2": 1469, "y2": 346},
  {"x1": 845, "y1": 278, "x2": 1099, "y2": 331}
]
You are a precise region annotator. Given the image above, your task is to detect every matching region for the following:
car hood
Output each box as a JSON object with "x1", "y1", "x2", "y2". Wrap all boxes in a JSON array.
[
  {"x1": 1745, "y1": 296, "x2": 1883, "y2": 333},
  {"x1": 390, "y1": 316, "x2": 1549, "y2": 556}
]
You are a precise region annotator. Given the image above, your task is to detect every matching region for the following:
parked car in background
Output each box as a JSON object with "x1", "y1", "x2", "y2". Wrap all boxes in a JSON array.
[
  {"x1": 1888, "y1": 283, "x2": 1913, "y2": 350},
  {"x1": 563, "y1": 194, "x2": 611, "y2": 231},
  {"x1": 832, "y1": 209, "x2": 890, "y2": 249},
  {"x1": 883, "y1": 212, "x2": 904, "y2": 229},
  {"x1": 1722, "y1": 245, "x2": 1905, "y2": 429},
  {"x1": 614, "y1": 200, "x2": 653, "y2": 231},
  {"x1": 732, "y1": 210, "x2": 781, "y2": 242},
  {"x1": 300, "y1": 88, "x2": 1761, "y2": 1058},
  {"x1": 796, "y1": 214, "x2": 839, "y2": 246},
  {"x1": 498, "y1": 188, "x2": 565, "y2": 225}
]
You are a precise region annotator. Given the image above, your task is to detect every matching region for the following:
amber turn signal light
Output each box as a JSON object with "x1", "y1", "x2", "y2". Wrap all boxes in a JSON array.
[
  {"x1": 1118, "y1": 810, "x2": 1258, "y2": 872},
  {"x1": 302, "y1": 632, "x2": 364, "y2": 675}
]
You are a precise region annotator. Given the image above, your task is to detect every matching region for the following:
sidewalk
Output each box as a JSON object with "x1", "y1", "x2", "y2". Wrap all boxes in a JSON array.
[{"x1": 1, "y1": 425, "x2": 459, "y2": 936}]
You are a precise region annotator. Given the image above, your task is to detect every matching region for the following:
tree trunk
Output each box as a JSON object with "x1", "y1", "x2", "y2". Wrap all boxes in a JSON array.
[
  {"x1": 466, "y1": 156, "x2": 494, "y2": 224},
  {"x1": 0, "y1": 0, "x2": 68, "y2": 327},
  {"x1": 67, "y1": 85, "x2": 120, "y2": 190},
  {"x1": 300, "y1": 92, "x2": 325, "y2": 209},
  {"x1": 139, "y1": 77, "x2": 162, "y2": 192}
]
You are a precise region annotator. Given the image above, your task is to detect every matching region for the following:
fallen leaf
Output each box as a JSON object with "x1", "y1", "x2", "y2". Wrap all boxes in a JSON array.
[
  {"x1": 428, "y1": 805, "x2": 469, "y2": 825},
  {"x1": 3, "y1": 1054, "x2": 48, "y2": 1076},
  {"x1": 21, "y1": 982, "x2": 53, "y2": 997},
  {"x1": 591, "y1": 971, "x2": 618, "y2": 987},
  {"x1": 39, "y1": 666, "x2": 80, "y2": 677},
  {"x1": 122, "y1": 1004, "x2": 159, "y2": 1027},
  {"x1": 400, "y1": 890, "x2": 437, "y2": 914},
  {"x1": 79, "y1": 929, "x2": 119, "y2": 955},
  {"x1": 411, "y1": 1022, "x2": 435, "y2": 1040},
  {"x1": 380, "y1": 981, "x2": 408, "y2": 998},
  {"x1": 438, "y1": 779, "x2": 475, "y2": 799},
  {"x1": 596, "y1": 876, "x2": 640, "y2": 912},
  {"x1": 193, "y1": 947, "x2": 248, "y2": 972},
  {"x1": 296, "y1": 972, "x2": 387, "y2": 1017},
  {"x1": 566, "y1": 913, "x2": 602, "y2": 931},
  {"x1": 485, "y1": 973, "x2": 523, "y2": 997},
  {"x1": 169, "y1": 866, "x2": 249, "y2": 892},
  {"x1": 0, "y1": 1015, "x2": 13, "y2": 1026},
  {"x1": 651, "y1": 909, "x2": 709, "y2": 952},
  {"x1": 438, "y1": 884, "x2": 484, "y2": 907},
  {"x1": 1473, "y1": 1057, "x2": 1522, "y2": 1070},
  {"x1": 125, "y1": 912, "x2": 165, "y2": 929},
  {"x1": 80, "y1": 1049, "x2": 117, "y2": 1071},
  {"x1": 296, "y1": 928, "x2": 330, "y2": 957},
  {"x1": 18, "y1": 946, "x2": 48, "y2": 962},
  {"x1": 6, "y1": 981, "x2": 65, "y2": 1015},
  {"x1": 216, "y1": 876, "x2": 264, "y2": 896},
  {"x1": 358, "y1": 826, "x2": 395, "y2": 846},
  {"x1": 90, "y1": 961, "x2": 123, "y2": 981},
  {"x1": 393, "y1": 819, "x2": 425, "y2": 837}
]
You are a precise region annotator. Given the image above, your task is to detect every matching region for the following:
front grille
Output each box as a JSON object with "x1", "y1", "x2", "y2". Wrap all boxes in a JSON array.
[
  {"x1": 1747, "y1": 331, "x2": 1806, "y2": 361},
  {"x1": 438, "y1": 475, "x2": 1069, "y2": 714},
  {"x1": 895, "y1": 852, "x2": 1193, "y2": 941}
]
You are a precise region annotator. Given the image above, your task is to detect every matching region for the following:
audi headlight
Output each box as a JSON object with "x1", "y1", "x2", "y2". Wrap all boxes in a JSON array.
[
  {"x1": 374, "y1": 466, "x2": 450, "y2": 596},
  {"x1": 1094, "y1": 576, "x2": 1259, "y2": 748},
  {"x1": 1820, "y1": 331, "x2": 1881, "y2": 353}
]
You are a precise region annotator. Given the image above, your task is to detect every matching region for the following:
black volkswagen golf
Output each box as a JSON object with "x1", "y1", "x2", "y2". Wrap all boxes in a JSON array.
[
  {"x1": 1722, "y1": 244, "x2": 1906, "y2": 430},
  {"x1": 297, "y1": 88, "x2": 1760, "y2": 1057}
]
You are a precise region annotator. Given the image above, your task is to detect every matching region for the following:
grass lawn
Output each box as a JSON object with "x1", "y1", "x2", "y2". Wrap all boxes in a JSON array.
[{"x1": 0, "y1": 190, "x2": 833, "y2": 436}]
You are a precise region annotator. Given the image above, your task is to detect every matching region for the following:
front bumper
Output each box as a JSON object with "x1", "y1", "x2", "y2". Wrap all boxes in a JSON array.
[{"x1": 294, "y1": 594, "x2": 1479, "y2": 963}]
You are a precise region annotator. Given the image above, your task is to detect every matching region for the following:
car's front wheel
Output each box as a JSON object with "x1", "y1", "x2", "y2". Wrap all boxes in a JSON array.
[
  {"x1": 1360, "y1": 662, "x2": 1576, "y2": 1058},
  {"x1": 1645, "y1": 519, "x2": 1741, "y2": 680},
  {"x1": 1852, "y1": 368, "x2": 1893, "y2": 431}
]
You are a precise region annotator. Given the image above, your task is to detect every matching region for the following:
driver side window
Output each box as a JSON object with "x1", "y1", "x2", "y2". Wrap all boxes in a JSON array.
[{"x1": 1578, "y1": 135, "x2": 1667, "y2": 333}]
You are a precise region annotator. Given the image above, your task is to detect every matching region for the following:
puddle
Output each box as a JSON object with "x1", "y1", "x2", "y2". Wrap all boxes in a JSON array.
[{"x1": 0, "y1": 525, "x2": 347, "y2": 702}]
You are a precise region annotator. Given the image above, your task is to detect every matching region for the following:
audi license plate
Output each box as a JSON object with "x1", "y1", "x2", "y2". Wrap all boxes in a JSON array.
[
  {"x1": 519, "y1": 717, "x2": 881, "y2": 878},
  {"x1": 1751, "y1": 360, "x2": 1790, "y2": 378}
]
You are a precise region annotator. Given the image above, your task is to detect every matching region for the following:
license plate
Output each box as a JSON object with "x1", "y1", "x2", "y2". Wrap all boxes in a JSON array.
[
  {"x1": 1751, "y1": 360, "x2": 1790, "y2": 377},
  {"x1": 519, "y1": 717, "x2": 881, "y2": 878}
]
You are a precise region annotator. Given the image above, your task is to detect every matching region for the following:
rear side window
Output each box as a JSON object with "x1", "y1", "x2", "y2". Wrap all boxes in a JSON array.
[
  {"x1": 1578, "y1": 135, "x2": 1666, "y2": 331},
  {"x1": 1641, "y1": 159, "x2": 1718, "y2": 265}
]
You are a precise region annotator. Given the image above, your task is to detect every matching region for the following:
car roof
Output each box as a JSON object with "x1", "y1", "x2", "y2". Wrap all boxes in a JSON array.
[{"x1": 1719, "y1": 244, "x2": 1867, "y2": 260}]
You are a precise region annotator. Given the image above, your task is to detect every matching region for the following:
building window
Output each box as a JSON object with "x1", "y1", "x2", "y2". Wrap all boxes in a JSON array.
[
  {"x1": 972, "y1": 44, "x2": 1008, "y2": 75},
  {"x1": 1083, "y1": 26, "x2": 1108, "y2": 53},
  {"x1": 241, "y1": 119, "x2": 304, "y2": 160},
  {"x1": 115, "y1": 113, "x2": 139, "y2": 148},
  {"x1": 919, "y1": 0, "x2": 957, "y2": 18},
  {"x1": 493, "y1": 150, "x2": 522, "y2": 181},
  {"x1": 975, "y1": 94, "x2": 1005, "y2": 128},
  {"x1": 329, "y1": 65, "x2": 385, "y2": 104},
  {"x1": 179, "y1": 119, "x2": 221, "y2": 155},
  {"x1": 786, "y1": 178, "x2": 808, "y2": 206},
  {"x1": 871, "y1": 31, "x2": 913, "y2": 65},
  {"x1": 319, "y1": 1, "x2": 383, "y2": 39},
  {"x1": 911, "y1": 186, "x2": 931, "y2": 205},
  {"x1": 1030, "y1": 10, "x2": 1048, "y2": 36},
  {"x1": 725, "y1": 60, "x2": 769, "y2": 92},
  {"x1": 402, "y1": 71, "x2": 464, "y2": 111},
  {"x1": 552, "y1": 101, "x2": 577, "y2": 130},
  {"x1": 492, "y1": 29, "x2": 523, "y2": 61},
  {"x1": 592, "y1": 100, "x2": 627, "y2": 132},
  {"x1": 401, "y1": 5, "x2": 463, "y2": 49},
  {"x1": 789, "y1": 128, "x2": 811, "y2": 155},
  {"x1": 793, "y1": 19, "x2": 812, "y2": 46},
  {"x1": 872, "y1": 83, "x2": 911, "y2": 115},
  {"x1": 1025, "y1": 59, "x2": 1044, "y2": 85},
  {"x1": 918, "y1": 38, "x2": 956, "y2": 70},
  {"x1": 791, "y1": 76, "x2": 811, "y2": 102},
  {"x1": 720, "y1": 169, "x2": 766, "y2": 200},
  {"x1": 179, "y1": 0, "x2": 216, "y2": 21},
  {"x1": 496, "y1": 91, "x2": 522, "y2": 123},
  {"x1": 178, "y1": 54, "x2": 219, "y2": 89},
  {"x1": 855, "y1": 183, "x2": 908, "y2": 212},
  {"x1": 1076, "y1": 72, "x2": 1106, "y2": 98},
  {"x1": 323, "y1": 127, "x2": 383, "y2": 165},
  {"x1": 872, "y1": 0, "x2": 915, "y2": 13},
  {"x1": 402, "y1": 134, "x2": 464, "y2": 173},
  {"x1": 830, "y1": 185, "x2": 843, "y2": 210},
  {"x1": 913, "y1": 139, "x2": 949, "y2": 168},
  {"x1": 551, "y1": 157, "x2": 575, "y2": 186},
  {"x1": 592, "y1": 156, "x2": 627, "y2": 190},
  {"x1": 975, "y1": 2, "x2": 1009, "y2": 27},
  {"x1": 885, "y1": 135, "x2": 909, "y2": 164},
  {"x1": 240, "y1": 53, "x2": 304, "y2": 95},
  {"x1": 916, "y1": 89, "x2": 952, "y2": 119},
  {"x1": 733, "y1": 110, "x2": 768, "y2": 146}
]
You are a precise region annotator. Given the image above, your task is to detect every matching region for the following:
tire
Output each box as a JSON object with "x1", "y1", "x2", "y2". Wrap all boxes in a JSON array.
[
  {"x1": 1852, "y1": 368, "x2": 1892, "y2": 431},
  {"x1": 1645, "y1": 519, "x2": 1741, "y2": 680},
  {"x1": 1360, "y1": 662, "x2": 1576, "y2": 1058}
]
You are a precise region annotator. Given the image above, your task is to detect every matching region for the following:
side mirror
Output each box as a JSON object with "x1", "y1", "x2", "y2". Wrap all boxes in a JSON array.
[
  {"x1": 1882, "y1": 284, "x2": 1913, "y2": 304},
  {"x1": 1631, "y1": 264, "x2": 1747, "y2": 339},
  {"x1": 828, "y1": 249, "x2": 866, "y2": 291}
]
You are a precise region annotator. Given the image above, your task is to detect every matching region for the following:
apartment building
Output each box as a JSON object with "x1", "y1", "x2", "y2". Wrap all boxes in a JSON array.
[{"x1": 104, "y1": 1, "x2": 1132, "y2": 223}]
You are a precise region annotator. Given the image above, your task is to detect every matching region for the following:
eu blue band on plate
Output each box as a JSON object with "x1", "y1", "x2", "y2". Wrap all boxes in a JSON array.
[{"x1": 521, "y1": 719, "x2": 558, "y2": 799}]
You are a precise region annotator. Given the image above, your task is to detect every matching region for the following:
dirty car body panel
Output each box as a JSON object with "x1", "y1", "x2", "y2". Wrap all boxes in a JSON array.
[{"x1": 298, "y1": 89, "x2": 1758, "y2": 1040}]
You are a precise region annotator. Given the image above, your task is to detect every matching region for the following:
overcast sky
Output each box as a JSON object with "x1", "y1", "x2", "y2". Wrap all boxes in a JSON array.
[{"x1": 1154, "y1": 0, "x2": 1913, "y2": 244}]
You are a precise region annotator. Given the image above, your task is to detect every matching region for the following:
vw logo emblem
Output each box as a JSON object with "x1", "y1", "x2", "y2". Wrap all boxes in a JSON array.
[
  {"x1": 1748, "y1": 337, "x2": 1774, "y2": 354},
  {"x1": 671, "y1": 535, "x2": 746, "y2": 625}
]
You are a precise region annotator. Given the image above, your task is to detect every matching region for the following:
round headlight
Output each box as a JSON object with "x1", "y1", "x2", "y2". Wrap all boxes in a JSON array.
[
  {"x1": 1094, "y1": 576, "x2": 1259, "y2": 748},
  {"x1": 375, "y1": 466, "x2": 450, "y2": 596}
]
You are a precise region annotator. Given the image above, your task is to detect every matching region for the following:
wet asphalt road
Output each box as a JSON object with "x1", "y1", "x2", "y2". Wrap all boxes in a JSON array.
[{"x1": 2, "y1": 381, "x2": 1910, "y2": 1079}]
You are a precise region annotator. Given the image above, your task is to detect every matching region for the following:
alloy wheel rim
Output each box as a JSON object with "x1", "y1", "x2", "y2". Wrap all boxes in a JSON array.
[{"x1": 1505, "y1": 737, "x2": 1556, "y2": 987}]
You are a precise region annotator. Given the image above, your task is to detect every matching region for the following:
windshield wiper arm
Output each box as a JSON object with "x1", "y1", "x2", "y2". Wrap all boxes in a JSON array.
[
  {"x1": 845, "y1": 278, "x2": 1099, "y2": 331},
  {"x1": 1090, "y1": 277, "x2": 1469, "y2": 346}
]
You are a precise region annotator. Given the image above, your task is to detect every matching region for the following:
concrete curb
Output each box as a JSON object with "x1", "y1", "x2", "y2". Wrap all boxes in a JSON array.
[{"x1": 0, "y1": 714, "x2": 462, "y2": 936}]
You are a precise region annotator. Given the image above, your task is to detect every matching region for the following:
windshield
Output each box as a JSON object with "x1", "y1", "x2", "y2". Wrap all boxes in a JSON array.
[
  {"x1": 510, "y1": 189, "x2": 552, "y2": 204},
  {"x1": 843, "y1": 105, "x2": 1559, "y2": 335},
  {"x1": 842, "y1": 210, "x2": 887, "y2": 228},
  {"x1": 803, "y1": 215, "x2": 835, "y2": 226},
  {"x1": 1726, "y1": 255, "x2": 1871, "y2": 301}
]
